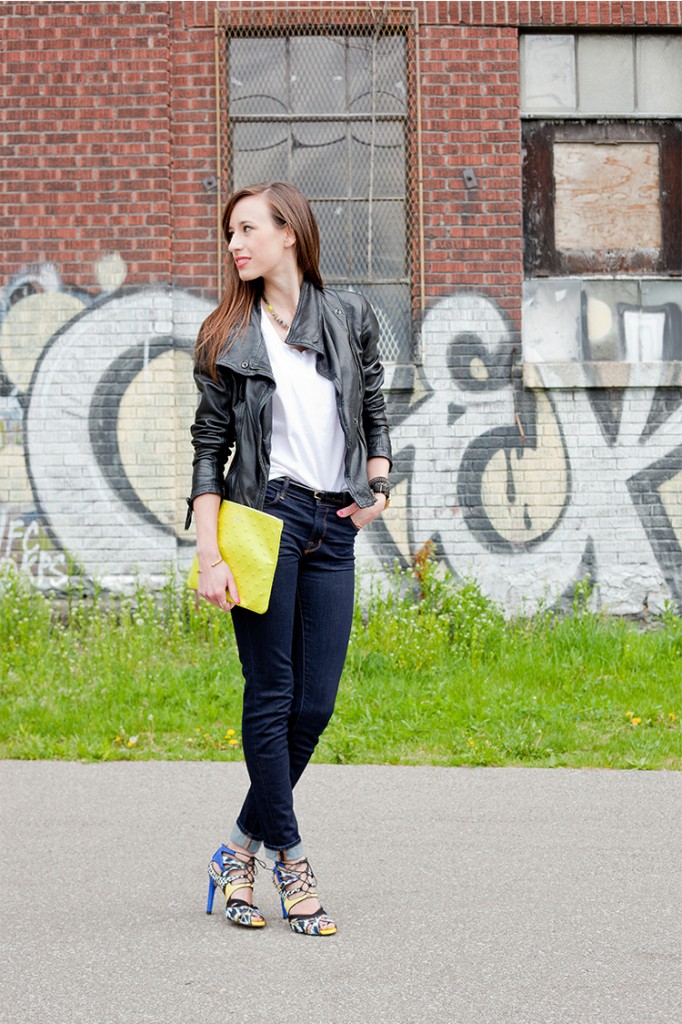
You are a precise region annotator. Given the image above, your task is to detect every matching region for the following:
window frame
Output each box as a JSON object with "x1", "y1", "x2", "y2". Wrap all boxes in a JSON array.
[
  {"x1": 522, "y1": 119, "x2": 682, "y2": 278},
  {"x1": 213, "y1": 5, "x2": 423, "y2": 366}
]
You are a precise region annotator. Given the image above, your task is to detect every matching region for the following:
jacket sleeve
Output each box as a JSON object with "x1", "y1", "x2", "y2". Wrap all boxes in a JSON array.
[
  {"x1": 185, "y1": 364, "x2": 236, "y2": 527},
  {"x1": 359, "y1": 298, "x2": 393, "y2": 468}
]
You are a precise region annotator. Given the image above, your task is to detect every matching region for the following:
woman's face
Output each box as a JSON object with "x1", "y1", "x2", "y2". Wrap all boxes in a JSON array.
[{"x1": 227, "y1": 194, "x2": 295, "y2": 282}]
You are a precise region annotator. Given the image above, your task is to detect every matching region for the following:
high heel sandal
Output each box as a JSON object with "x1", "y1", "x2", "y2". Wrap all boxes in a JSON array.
[
  {"x1": 207, "y1": 844, "x2": 266, "y2": 928},
  {"x1": 272, "y1": 857, "x2": 337, "y2": 936}
]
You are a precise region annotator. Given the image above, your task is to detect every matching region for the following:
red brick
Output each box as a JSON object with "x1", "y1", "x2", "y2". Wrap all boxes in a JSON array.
[{"x1": 1, "y1": 0, "x2": 677, "y2": 311}]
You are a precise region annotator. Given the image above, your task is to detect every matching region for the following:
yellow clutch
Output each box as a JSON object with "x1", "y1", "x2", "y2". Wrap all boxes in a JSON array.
[{"x1": 187, "y1": 500, "x2": 283, "y2": 614}]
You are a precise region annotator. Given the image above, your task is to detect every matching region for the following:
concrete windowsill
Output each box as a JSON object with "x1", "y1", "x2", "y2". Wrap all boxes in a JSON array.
[{"x1": 523, "y1": 361, "x2": 682, "y2": 389}]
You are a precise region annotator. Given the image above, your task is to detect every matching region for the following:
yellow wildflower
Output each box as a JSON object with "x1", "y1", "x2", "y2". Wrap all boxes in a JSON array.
[
  {"x1": 228, "y1": 739, "x2": 239, "y2": 747},
  {"x1": 127, "y1": 736, "x2": 138, "y2": 747},
  {"x1": 631, "y1": 718, "x2": 641, "y2": 726},
  {"x1": 225, "y1": 729, "x2": 236, "y2": 738}
]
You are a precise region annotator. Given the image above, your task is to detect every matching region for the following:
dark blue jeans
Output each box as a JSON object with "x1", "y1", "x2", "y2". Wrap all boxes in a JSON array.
[{"x1": 228, "y1": 477, "x2": 357, "y2": 861}]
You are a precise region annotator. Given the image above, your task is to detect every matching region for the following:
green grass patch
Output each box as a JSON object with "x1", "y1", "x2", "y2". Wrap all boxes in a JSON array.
[{"x1": 1, "y1": 561, "x2": 680, "y2": 768}]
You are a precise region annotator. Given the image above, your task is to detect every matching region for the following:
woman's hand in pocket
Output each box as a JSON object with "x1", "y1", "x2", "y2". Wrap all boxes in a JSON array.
[{"x1": 336, "y1": 492, "x2": 387, "y2": 531}]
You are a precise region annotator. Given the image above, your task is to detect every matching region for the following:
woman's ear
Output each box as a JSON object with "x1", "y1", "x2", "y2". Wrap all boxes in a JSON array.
[{"x1": 283, "y1": 226, "x2": 297, "y2": 248}]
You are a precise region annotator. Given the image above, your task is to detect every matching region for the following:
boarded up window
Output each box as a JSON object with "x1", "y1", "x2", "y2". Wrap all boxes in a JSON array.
[
  {"x1": 522, "y1": 121, "x2": 682, "y2": 276},
  {"x1": 522, "y1": 32, "x2": 682, "y2": 380},
  {"x1": 554, "y1": 142, "x2": 661, "y2": 251}
]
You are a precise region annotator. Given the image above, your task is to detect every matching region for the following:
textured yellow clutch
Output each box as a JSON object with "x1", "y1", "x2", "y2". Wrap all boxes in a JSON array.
[{"x1": 187, "y1": 501, "x2": 283, "y2": 614}]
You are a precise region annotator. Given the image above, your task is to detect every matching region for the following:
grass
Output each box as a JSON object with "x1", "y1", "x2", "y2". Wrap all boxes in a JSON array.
[{"x1": 0, "y1": 559, "x2": 680, "y2": 769}]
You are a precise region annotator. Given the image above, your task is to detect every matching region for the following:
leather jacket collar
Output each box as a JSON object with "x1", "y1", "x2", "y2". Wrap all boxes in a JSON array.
[{"x1": 217, "y1": 280, "x2": 330, "y2": 376}]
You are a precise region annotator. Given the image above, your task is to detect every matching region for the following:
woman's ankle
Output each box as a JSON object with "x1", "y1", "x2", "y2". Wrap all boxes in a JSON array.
[{"x1": 229, "y1": 842, "x2": 255, "y2": 861}]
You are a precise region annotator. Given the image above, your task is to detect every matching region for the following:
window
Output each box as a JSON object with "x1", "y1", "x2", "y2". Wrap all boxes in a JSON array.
[
  {"x1": 523, "y1": 120, "x2": 682, "y2": 277},
  {"x1": 520, "y1": 33, "x2": 682, "y2": 387},
  {"x1": 216, "y1": 9, "x2": 420, "y2": 364},
  {"x1": 520, "y1": 33, "x2": 682, "y2": 118}
]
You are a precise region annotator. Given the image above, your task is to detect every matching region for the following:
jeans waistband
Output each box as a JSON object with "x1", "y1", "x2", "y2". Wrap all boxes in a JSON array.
[{"x1": 273, "y1": 477, "x2": 351, "y2": 507}]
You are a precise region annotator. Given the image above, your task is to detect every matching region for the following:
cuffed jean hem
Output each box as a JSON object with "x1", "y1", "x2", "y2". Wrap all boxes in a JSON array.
[
  {"x1": 229, "y1": 822, "x2": 263, "y2": 855},
  {"x1": 264, "y1": 840, "x2": 306, "y2": 863},
  {"x1": 230, "y1": 824, "x2": 305, "y2": 862}
]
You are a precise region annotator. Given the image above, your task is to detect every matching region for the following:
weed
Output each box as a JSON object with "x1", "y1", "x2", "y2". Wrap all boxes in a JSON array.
[{"x1": 0, "y1": 558, "x2": 680, "y2": 768}]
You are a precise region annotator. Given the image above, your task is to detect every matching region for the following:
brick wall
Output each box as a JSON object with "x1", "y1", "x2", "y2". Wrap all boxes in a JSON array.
[
  {"x1": 169, "y1": 2, "x2": 219, "y2": 296},
  {"x1": 419, "y1": 24, "x2": 522, "y2": 329},
  {"x1": 2, "y1": 0, "x2": 682, "y2": 613},
  {"x1": 0, "y1": 2, "x2": 172, "y2": 291}
]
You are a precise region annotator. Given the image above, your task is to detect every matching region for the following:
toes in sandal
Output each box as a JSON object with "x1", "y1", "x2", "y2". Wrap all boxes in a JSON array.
[
  {"x1": 272, "y1": 857, "x2": 337, "y2": 937},
  {"x1": 207, "y1": 844, "x2": 266, "y2": 928}
]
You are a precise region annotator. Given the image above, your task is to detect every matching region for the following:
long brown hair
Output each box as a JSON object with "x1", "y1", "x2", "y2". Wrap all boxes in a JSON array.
[{"x1": 196, "y1": 181, "x2": 324, "y2": 377}]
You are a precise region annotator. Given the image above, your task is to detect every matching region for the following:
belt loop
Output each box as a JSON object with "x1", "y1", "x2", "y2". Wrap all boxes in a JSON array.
[{"x1": 281, "y1": 477, "x2": 291, "y2": 499}]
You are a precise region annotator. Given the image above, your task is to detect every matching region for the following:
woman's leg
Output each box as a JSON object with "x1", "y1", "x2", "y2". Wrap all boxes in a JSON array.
[
  {"x1": 277, "y1": 505, "x2": 356, "y2": 917},
  {"x1": 230, "y1": 537, "x2": 305, "y2": 859},
  {"x1": 229, "y1": 485, "x2": 356, "y2": 862},
  {"x1": 287, "y1": 508, "x2": 356, "y2": 786}
]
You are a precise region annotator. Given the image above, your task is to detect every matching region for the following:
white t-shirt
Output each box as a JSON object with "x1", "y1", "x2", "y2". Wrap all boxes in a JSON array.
[{"x1": 261, "y1": 310, "x2": 346, "y2": 492}]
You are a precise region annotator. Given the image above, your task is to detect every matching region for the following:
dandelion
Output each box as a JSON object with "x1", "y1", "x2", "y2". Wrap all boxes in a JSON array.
[
  {"x1": 467, "y1": 739, "x2": 476, "y2": 747},
  {"x1": 670, "y1": 713, "x2": 677, "y2": 722},
  {"x1": 630, "y1": 718, "x2": 641, "y2": 726},
  {"x1": 626, "y1": 710, "x2": 634, "y2": 718},
  {"x1": 114, "y1": 736, "x2": 122, "y2": 743},
  {"x1": 195, "y1": 727, "x2": 201, "y2": 733},
  {"x1": 127, "y1": 735, "x2": 138, "y2": 747},
  {"x1": 228, "y1": 739, "x2": 239, "y2": 747},
  {"x1": 225, "y1": 729, "x2": 236, "y2": 738}
]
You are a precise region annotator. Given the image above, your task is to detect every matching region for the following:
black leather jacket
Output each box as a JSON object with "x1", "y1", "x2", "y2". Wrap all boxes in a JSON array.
[{"x1": 186, "y1": 281, "x2": 392, "y2": 524}]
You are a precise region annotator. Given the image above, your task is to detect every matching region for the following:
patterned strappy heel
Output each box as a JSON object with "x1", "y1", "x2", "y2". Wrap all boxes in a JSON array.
[
  {"x1": 207, "y1": 844, "x2": 266, "y2": 928},
  {"x1": 272, "y1": 857, "x2": 337, "y2": 936}
]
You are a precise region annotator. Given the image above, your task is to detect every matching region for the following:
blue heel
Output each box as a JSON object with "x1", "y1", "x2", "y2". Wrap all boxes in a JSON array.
[
  {"x1": 206, "y1": 875, "x2": 217, "y2": 915},
  {"x1": 273, "y1": 858, "x2": 337, "y2": 936},
  {"x1": 207, "y1": 844, "x2": 266, "y2": 929}
]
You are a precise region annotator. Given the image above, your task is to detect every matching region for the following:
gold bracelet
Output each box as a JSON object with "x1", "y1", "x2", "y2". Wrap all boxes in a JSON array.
[{"x1": 197, "y1": 557, "x2": 223, "y2": 574}]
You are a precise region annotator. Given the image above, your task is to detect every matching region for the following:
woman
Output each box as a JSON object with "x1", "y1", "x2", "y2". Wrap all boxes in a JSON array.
[{"x1": 187, "y1": 181, "x2": 392, "y2": 937}]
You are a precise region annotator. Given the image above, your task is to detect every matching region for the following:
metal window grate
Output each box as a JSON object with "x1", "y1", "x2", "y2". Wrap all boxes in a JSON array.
[{"x1": 215, "y1": 5, "x2": 422, "y2": 363}]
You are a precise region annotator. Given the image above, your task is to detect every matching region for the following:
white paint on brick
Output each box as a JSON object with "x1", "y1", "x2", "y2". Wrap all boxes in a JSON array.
[
  {"x1": 383, "y1": 292, "x2": 682, "y2": 615},
  {"x1": 25, "y1": 288, "x2": 212, "y2": 583}
]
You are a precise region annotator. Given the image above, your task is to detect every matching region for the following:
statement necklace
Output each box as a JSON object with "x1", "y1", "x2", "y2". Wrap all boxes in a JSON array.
[{"x1": 262, "y1": 295, "x2": 291, "y2": 330}]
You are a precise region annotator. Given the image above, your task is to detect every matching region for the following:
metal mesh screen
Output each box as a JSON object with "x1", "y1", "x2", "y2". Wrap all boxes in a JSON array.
[{"x1": 216, "y1": 6, "x2": 420, "y2": 363}]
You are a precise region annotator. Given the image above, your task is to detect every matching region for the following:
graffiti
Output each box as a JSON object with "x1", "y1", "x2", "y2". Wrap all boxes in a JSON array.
[
  {"x1": 25, "y1": 288, "x2": 212, "y2": 582},
  {"x1": 0, "y1": 258, "x2": 210, "y2": 588},
  {"x1": 3, "y1": 260, "x2": 682, "y2": 614},
  {"x1": 379, "y1": 293, "x2": 682, "y2": 614},
  {"x1": 523, "y1": 277, "x2": 682, "y2": 389},
  {"x1": 0, "y1": 512, "x2": 68, "y2": 589}
]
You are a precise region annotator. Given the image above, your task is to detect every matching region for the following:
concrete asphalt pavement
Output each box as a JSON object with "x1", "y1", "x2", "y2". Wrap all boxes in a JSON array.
[{"x1": 1, "y1": 761, "x2": 680, "y2": 1024}]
